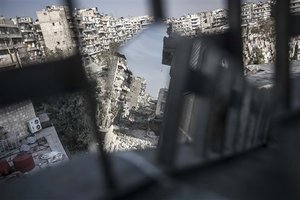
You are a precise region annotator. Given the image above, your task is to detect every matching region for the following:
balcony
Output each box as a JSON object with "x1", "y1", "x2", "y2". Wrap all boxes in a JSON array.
[
  {"x1": 83, "y1": 28, "x2": 96, "y2": 32},
  {"x1": 0, "y1": 43, "x2": 25, "y2": 50},
  {"x1": 24, "y1": 37, "x2": 35, "y2": 42},
  {"x1": 0, "y1": 34, "x2": 22, "y2": 39},
  {"x1": 28, "y1": 46, "x2": 39, "y2": 51},
  {"x1": 20, "y1": 29, "x2": 34, "y2": 33},
  {"x1": 0, "y1": 55, "x2": 18, "y2": 70}
]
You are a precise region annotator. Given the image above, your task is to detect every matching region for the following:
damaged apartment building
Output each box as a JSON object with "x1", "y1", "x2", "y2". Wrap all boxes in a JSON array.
[
  {"x1": 73, "y1": 7, "x2": 153, "y2": 64},
  {"x1": 85, "y1": 51, "x2": 153, "y2": 130},
  {"x1": 36, "y1": 5, "x2": 76, "y2": 54},
  {"x1": 63, "y1": 6, "x2": 153, "y2": 128},
  {"x1": 0, "y1": 16, "x2": 45, "y2": 71},
  {"x1": 127, "y1": 77, "x2": 147, "y2": 111},
  {"x1": 0, "y1": 17, "x2": 26, "y2": 71},
  {"x1": 167, "y1": 0, "x2": 300, "y2": 65},
  {"x1": 86, "y1": 53, "x2": 134, "y2": 129},
  {"x1": 11, "y1": 17, "x2": 44, "y2": 61},
  {"x1": 0, "y1": 5, "x2": 155, "y2": 159}
]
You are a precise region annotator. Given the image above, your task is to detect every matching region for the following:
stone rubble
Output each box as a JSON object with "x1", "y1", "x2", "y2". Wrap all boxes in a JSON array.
[{"x1": 104, "y1": 125, "x2": 158, "y2": 152}]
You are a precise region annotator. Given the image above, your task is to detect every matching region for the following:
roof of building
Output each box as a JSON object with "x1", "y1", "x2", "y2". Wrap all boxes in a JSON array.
[{"x1": 0, "y1": 126, "x2": 68, "y2": 184}]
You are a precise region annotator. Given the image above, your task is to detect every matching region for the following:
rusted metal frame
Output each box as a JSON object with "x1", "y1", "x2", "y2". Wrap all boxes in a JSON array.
[
  {"x1": 157, "y1": 39, "x2": 193, "y2": 167},
  {"x1": 275, "y1": 0, "x2": 291, "y2": 110}
]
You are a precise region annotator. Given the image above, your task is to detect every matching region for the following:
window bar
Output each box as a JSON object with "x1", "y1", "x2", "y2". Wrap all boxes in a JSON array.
[
  {"x1": 275, "y1": 0, "x2": 291, "y2": 110},
  {"x1": 65, "y1": 0, "x2": 117, "y2": 191},
  {"x1": 227, "y1": 0, "x2": 243, "y2": 75},
  {"x1": 150, "y1": 0, "x2": 165, "y2": 21},
  {"x1": 157, "y1": 40, "x2": 193, "y2": 167}
]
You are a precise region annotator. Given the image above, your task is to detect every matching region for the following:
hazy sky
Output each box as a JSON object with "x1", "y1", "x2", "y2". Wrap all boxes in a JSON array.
[
  {"x1": 119, "y1": 24, "x2": 170, "y2": 97},
  {"x1": 1, "y1": 0, "x2": 227, "y2": 19},
  {"x1": 0, "y1": 0, "x2": 265, "y2": 97},
  {"x1": 1, "y1": 0, "x2": 266, "y2": 19}
]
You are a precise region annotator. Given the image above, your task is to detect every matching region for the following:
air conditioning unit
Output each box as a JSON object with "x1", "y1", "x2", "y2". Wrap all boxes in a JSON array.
[{"x1": 27, "y1": 117, "x2": 42, "y2": 134}]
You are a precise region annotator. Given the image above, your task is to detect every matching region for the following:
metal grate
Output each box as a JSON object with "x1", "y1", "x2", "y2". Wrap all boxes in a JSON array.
[{"x1": 0, "y1": 0, "x2": 298, "y2": 198}]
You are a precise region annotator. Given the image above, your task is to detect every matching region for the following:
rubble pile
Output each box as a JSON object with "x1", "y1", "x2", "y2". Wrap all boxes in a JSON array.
[
  {"x1": 104, "y1": 125, "x2": 158, "y2": 152},
  {"x1": 85, "y1": 52, "x2": 159, "y2": 152},
  {"x1": 86, "y1": 54, "x2": 132, "y2": 129}
]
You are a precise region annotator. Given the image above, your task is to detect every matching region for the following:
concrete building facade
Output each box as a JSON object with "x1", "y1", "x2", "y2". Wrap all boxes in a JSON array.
[
  {"x1": 127, "y1": 77, "x2": 146, "y2": 110},
  {"x1": 0, "y1": 17, "x2": 26, "y2": 70},
  {"x1": 12, "y1": 16, "x2": 43, "y2": 60},
  {"x1": 36, "y1": 5, "x2": 75, "y2": 53},
  {"x1": 33, "y1": 20, "x2": 46, "y2": 56},
  {"x1": 74, "y1": 7, "x2": 153, "y2": 64}
]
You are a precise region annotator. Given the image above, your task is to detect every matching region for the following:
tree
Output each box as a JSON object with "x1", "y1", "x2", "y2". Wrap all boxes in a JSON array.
[
  {"x1": 109, "y1": 41, "x2": 121, "y2": 54},
  {"x1": 34, "y1": 93, "x2": 94, "y2": 154}
]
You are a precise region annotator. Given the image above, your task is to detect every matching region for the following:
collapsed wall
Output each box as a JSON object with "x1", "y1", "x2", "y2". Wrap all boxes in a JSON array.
[{"x1": 85, "y1": 53, "x2": 132, "y2": 130}]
